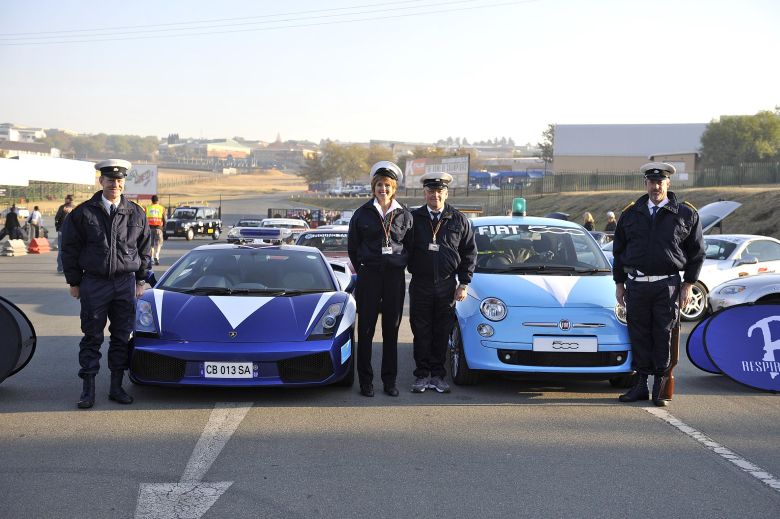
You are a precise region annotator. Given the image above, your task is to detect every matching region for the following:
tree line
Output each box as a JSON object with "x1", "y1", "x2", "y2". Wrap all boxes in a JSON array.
[{"x1": 42, "y1": 133, "x2": 159, "y2": 161}]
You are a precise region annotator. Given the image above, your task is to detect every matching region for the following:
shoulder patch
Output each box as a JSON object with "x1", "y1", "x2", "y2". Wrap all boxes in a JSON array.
[
  {"x1": 683, "y1": 200, "x2": 698, "y2": 212},
  {"x1": 620, "y1": 201, "x2": 635, "y2": 213}
]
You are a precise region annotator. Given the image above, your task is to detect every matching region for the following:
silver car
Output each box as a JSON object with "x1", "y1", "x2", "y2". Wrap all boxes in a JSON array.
[{"x1": 708, "y1": 273, "x2": 780, "y2": 312}]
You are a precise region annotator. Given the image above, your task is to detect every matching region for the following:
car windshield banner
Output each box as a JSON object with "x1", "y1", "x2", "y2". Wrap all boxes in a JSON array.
[
  {"x1": 686, "y1": 315, "x2": 720, "y2": 374},
  {"x1": 703, "y1": 303, "x2": 780, "y2": 392}
]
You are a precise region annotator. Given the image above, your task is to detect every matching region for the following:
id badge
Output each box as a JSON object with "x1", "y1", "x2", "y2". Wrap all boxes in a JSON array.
[
  {"x1": 381, "y1": 246, "x2": 393, "y2": 255},
  {"x1": 428, "y1": 243, "x2": 440, "y2": 251}
]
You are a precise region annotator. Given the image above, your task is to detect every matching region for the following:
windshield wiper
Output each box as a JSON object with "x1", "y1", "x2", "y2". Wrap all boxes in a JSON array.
[
  {"x1": 271, "y1": 289, "x2": 330, "y2": 297},
  {"x1": 574, "y1": 267, "x2": 612, "y2": 275},
  {"x1": 489, "y1": 265, "x2": 579, "y2": 274},
  {"x1": 179, "y1": 287, "x2": 234, "y2": 295}
]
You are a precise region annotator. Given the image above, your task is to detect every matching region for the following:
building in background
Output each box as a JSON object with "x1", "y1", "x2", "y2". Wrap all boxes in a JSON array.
[
  {"x1": 553, "y1": 123, "x2": 707, "y2": 177},
  {"x1": 0, "y1": 123, "x2": 47, "y2": 143}
]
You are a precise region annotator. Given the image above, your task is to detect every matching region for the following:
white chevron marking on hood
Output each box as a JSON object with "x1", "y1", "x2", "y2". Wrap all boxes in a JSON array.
[
  {"x1": 153, "y1": 289, "x2": 164, "y2": 329},
  {"x1": 523, "y1": 276, "x2": 581, "y2": 306},
  {"x1": 209, "y1": 296, "x2": 273, "y2": 329},
  {"x1": 307, "y1": 292, "x2": 337, "y2": 332}
]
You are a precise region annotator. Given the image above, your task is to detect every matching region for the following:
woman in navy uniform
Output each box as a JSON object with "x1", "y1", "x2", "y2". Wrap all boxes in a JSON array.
[
  {"x1": 407, "y1": 172, "x2": 476, "y2": 393},
  {"x1": 347, "y1": 161, "x2": 413, "y2": 397},
  {"x1": 62, "y1": 159, "x2": 151, "y2": 409},
  {"x1": 612, "y1": 162, "x2": 704, "y2": 406}
]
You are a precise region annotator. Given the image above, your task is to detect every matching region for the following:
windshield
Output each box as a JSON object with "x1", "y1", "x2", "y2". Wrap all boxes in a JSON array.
[
  {"x1": 262, "y1": 221, "x2": 305, "y2": 229},
  {"x1": 172, "y1": 208, "x2": 196, "y2": 219},
  {"x1": 236, "y1": 220, "x2": 263, "y2": 227},
  {"x1": 159, "y1": 248, "x2": 336, "y2": 293},
  {"x1": 473, "y1": 223, "x2": 611, "y2": 274},
  {"x1": 297, "y1": 232, "x2": 348, "y2": 252},
  {"x1": 703, "y1": 237, "x2": 739, "y2": 260}
]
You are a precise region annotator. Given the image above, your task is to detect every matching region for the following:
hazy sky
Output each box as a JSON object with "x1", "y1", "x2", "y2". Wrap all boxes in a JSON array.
[{"x1": 1, "y1": 0, "x2": 778, "y2": 145}]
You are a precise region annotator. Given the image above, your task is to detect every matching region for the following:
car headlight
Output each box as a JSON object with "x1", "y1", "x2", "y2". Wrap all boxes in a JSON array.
[
  {"x1": 135, "y1": 299, "x2": 158, "y2": 334},
  {"x1": 228, "y1": 228, "x2": 240, "y2": 237},
  {"x1": 717, "y1": 285, "x2": 745, "y2": 295},
  {"x1": 480, "y1": 297, "x2": 507, "y2": 321},
  {"x1": 615, "y1": 304, "x2": 627, "y2": 324},
  {"x1": 308, "y1": 302, "x2": 344, "y2": 340}
]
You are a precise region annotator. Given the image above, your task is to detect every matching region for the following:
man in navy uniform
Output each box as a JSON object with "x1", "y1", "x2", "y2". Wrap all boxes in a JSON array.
[
  {"x1": 612, "y1": 162, "x2": 704, "y2": 406},
  {"x1": 62, "y1": 159, "x2": 151, "y2": 409},
  {"x1": 407, "y1": 172, "x2": 477, "y2": 393}
]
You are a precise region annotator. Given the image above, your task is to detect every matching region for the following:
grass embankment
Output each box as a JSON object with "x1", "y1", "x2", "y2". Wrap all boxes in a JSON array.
[{"x1": 298, "y1": 185, "x2": 780, "y2": 239}]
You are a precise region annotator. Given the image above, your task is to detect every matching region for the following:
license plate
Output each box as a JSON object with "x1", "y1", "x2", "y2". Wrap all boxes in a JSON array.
[
  {"x1": 203, "y1": 362, "x2": 254, "y2": 378},
  {"x1": 533, "y1": 336, "x2": 597, "y2": 352},
  {"x1": 207, "y1": 228, "x2": 214, "y2": 233}
]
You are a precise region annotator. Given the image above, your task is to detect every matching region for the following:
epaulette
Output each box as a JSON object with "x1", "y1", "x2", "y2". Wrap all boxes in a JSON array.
[
  {"x1": 683, "y1": 200, "x2": 697, "y2": 212},
  {"x1": 620, "y1": 201, "x2": 635, "y2": 214}
]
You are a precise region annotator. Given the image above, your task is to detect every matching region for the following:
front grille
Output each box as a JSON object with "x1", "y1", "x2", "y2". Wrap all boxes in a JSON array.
[
  {"x1": 131, "y1": 350, "x2": 186, "y2": 382},
  {"x1": 497, "y1": 349, "x2": 626, "y2": 368},
  {"x1": 278, "y1": 352, "x2": 333, "y2": 382},
  {"x1": 165, "y1": 222, "x2": 176, "y2": 232}
]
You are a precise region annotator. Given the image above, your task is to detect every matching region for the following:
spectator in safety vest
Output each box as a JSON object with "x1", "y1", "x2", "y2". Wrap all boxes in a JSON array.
[{"x1": 145, "y1": 195, "x2": 166, "y2": 265}]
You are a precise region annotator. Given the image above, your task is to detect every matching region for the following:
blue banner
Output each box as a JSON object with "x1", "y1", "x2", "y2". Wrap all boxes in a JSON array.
[
  {"x1": 703, "y1": 303, "x2": 780, "y2": 392},
  {"x1": 686, "y1": 315, "x2": 720, "y2": 374}
]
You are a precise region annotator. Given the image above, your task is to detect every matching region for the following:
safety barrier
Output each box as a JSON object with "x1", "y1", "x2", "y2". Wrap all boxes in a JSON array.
[
  {"x1": 27, "y1": 238, "x2": 51, "y2": 254},
  {"x1": 0, "y1": 237, "x2": 27, "y2": 256}
]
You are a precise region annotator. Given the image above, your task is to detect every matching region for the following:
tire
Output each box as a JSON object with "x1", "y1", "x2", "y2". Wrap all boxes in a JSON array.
[
  {"x1": 185, "y1": 228, "x2": 194, "y2": 241},
  {"x1": 449, "y1": 323, "x2": 479, "y2": 385},
  {"x1": 609, "y1": 372, "x2": 635, "y2": 388},
  {"x1": 335, "y1": 333, "x2": 355, "y2": 387},
  {"x1": 212, "y1": 229, "x2": 221, "y2": 240},
  {"x1": 681, "y1": 281, "x2": 708, "y2": 321}
]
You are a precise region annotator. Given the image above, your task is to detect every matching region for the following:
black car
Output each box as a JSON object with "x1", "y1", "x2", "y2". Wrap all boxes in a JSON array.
[{"x1": 164, "y1": 206, "x2": 222, "y2": 241}]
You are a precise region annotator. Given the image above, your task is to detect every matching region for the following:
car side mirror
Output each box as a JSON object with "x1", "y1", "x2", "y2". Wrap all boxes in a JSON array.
[{"x1": 734, "y1": 255, "x2": 758, "y2": 267}]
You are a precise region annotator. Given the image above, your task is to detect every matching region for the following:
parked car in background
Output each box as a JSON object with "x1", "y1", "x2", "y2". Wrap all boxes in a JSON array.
[
  {"x1": 261, "y1": 218, "x2": 309, "y2": 239},
  {"x1": 451, "y1": 207, "x2": 633, "y2": 389},
  {"x1": 131, "y1": 244, "x2": 356, "y2": 388},
  {"x1": 685, "y1": 234, "x2": 780, "y2": 320},
  {"x1": 709, "y1": 273, "x2": 780, "y2": 312},
  {"x1": 226, "y1": 218, "x2": 265, "y2": 244},
  {"x1": 295, "y1": 225, "x2": 353, "y2": 274},
  {"x1": 164, "y1": 206, "x2": 221, "y2": 241}
]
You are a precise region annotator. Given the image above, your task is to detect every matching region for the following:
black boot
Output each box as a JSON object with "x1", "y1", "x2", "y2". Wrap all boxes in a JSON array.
[
  {"x1": 618, "y1": 374, "x2": 649, "y2": 402},
  {"x1": 108, "y1": 371, "x2": 134, "y2": 404},
  {"x1": 652, "y1": 376, "x2": 669, "y2": 407},
  {"x1": 77, "y1": 375, "x2": 96, "y2": 409}
]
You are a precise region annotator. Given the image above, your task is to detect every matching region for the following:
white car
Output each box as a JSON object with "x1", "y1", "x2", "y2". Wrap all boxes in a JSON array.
[{"x1": 708, "y1": 273, "x2": 780, "y2": 312}]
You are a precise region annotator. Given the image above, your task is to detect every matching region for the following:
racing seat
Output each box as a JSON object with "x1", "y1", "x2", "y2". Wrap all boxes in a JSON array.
[{"x1": 201, "y1": 254, "x2": 239, "y2": 287}]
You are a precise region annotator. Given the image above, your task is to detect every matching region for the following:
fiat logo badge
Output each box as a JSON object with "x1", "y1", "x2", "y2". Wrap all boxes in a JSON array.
[
  {"x1": 558, "y1": 320, "x2": 571, "y2": 331},
  {"x1": 229, "y1": 331, "x2": 238, "y2": 338}
]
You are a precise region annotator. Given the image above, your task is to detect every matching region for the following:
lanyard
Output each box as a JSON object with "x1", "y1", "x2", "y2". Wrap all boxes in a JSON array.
[
  {"x1": 376, "y1": 208, "x2": 396, "y2": 247},
  {"x1": 429, "y1": 215, "x2": 443, "y2": 243}
]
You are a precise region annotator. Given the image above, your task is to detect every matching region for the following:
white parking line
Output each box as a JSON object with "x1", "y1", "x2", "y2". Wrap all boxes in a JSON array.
[{"x1": 645, "y1": 407, "x2": 780, "y2": 493}]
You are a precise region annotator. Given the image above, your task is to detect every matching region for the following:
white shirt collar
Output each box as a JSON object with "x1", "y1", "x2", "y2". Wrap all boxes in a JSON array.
[
  {"x1": 101, "y1": 194, "x2": 120, "y2": 213},
  {"x1": 427, "y1": 205, "x2": 444, "y2": 219},
  {"x1": 647, "y1": 198, "x2": 669, "y2": 211},
  {"x1": 373, "y1": 198, "x2": 402, "y2": 218}
]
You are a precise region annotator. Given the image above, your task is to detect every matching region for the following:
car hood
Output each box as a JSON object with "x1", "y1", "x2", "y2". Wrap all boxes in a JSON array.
[
  {"x1": 698, "y1": 200, "x2": 741, "y2": 233},
  {"x1": 469, "y1": 273, "x2": 616, "y2": 308},
  {"x1": 141, "y1": 289, "x2": 354, "y2": 342}
]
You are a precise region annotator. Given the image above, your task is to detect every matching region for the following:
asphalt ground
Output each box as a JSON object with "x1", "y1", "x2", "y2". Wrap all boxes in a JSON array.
[{"x1": 1, "y1": 195, "x2": 779, "y2": 518}]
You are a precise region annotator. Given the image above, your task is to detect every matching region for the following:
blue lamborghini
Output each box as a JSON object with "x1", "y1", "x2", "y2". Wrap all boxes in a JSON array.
[
  {"x1": 450, "y1": 204, "x2": 633, "y2": 388},
  {"x1": 130, "y1": 243, "x2": 356, "y2": 387}
]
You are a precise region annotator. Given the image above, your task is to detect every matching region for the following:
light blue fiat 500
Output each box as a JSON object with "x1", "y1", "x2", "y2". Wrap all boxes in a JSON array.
[{"x1": 450, "y1": 200, "x2": 633, "y2": 388}]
